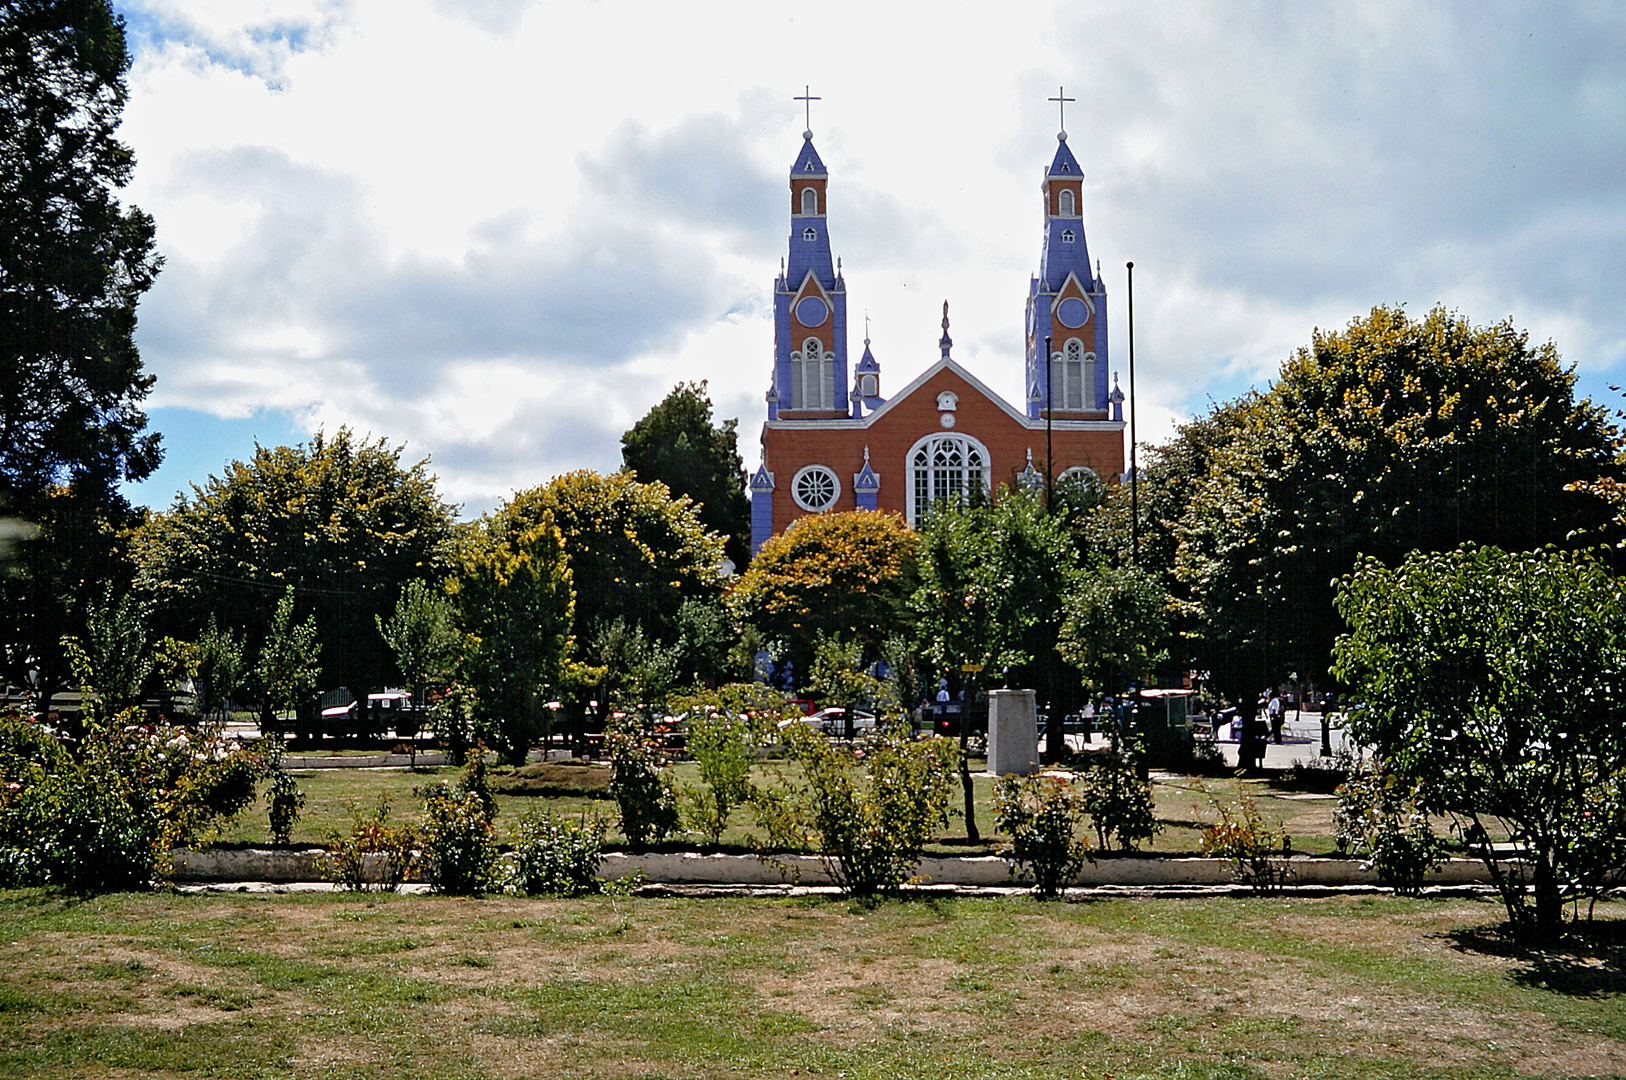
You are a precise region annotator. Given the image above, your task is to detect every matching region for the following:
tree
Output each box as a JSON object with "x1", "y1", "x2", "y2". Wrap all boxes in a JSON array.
[
  {"x1": 729, "y1": 510, "x2": 918, "y2": 689},
  {"x1": 1056, "y1": 563, "x2": 1171, "y2": 700},
  {"x1": 450, "y1": 516, "x2": 575, "y2": 765},
  {"x1": 500, "y1": 470, "x2": 724, "y2": 655},
  {"x1": 257, "y1": 586, "x2": 321, "y2": 733},
  {"x1": 0, "y1": 1, "x2": 164, "y2": 708},
  {"x1": 81, "y1": 586, "x2": 151, "y2": 713},
  {"x1": 1173, "y1": 306, "x2": 1620, "y2": 704},
  {"x1": 134, "y1": 429, "x2": 457, "y2": 710},
  {"x1": 911, "y1": 486, "x2": 1077, "y2": 703},
  {"x1": 192, "y1": 615, "x2": 245, "y2": 723},
  {"x1": 622, "y1": 381, "x2": 751, "y2": 570},
  {"x1": 1331, "y1": 545, "x2": 1626, "y2": 943},
  {"x1": 377, "y1": 578, "x2": 463, "y2": 710}
]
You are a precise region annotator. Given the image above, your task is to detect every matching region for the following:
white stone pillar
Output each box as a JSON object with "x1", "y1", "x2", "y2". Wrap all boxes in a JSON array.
[{"x1": 987, "y1": 689, "x2": 1039, "y2": 775}]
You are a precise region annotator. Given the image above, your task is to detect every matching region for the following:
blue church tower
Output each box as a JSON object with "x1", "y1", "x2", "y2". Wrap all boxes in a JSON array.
[
  {"x1": 768, "y1": 131, "x2": 849, "y2": 420},
  {"x1": 1025, "y1": 132, "x2": 1110, "y2": 420}
]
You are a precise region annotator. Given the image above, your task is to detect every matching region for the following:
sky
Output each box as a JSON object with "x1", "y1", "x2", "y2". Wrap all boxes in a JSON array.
[{"x1": 113, "y1": 0, "x2": 1626, "y2": 518}]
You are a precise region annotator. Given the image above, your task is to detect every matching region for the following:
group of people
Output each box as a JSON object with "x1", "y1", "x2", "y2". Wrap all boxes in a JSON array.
[{"x1": 1225, "y1": 688, "x2": 1292, "y2": 771}]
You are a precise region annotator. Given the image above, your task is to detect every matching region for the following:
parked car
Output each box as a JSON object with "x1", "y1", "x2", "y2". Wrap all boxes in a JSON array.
[{"x1": 811, "y1": 707, "x2": 876, "y2": 735}]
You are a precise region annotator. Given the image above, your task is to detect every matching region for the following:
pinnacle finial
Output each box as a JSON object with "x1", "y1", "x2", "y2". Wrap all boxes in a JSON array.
[{"x1": 938, "y1": 300, "x2": 953, "y2": 360}]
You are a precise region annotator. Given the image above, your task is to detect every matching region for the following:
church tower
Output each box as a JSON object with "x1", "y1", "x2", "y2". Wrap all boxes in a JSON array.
[
  {"x1": 1025, "y1": 131, "x2": 1109, "y2": 421},
  {"x1": 768, "y1": 130, "x2": 849, "y2": 420}
]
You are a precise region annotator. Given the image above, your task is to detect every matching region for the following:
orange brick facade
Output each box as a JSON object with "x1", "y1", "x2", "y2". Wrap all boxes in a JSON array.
[{"x1": 760, "y1": 362, "x2": 1124, "y2": 537}]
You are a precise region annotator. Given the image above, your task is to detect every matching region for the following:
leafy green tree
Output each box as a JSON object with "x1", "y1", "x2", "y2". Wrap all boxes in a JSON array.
[
  {"x1": 501, "y1": 470, "x2": 724, "y2": 653},
  {"x1": 622, "y1": 380, "x2": 751, "y2": 569},
  {"x1": 1174, "y1": 306, "x2": 1619, "y2": 703},
  {"x1": 377, "y1": 578, "x2": 463, "y2": 709},
  {"x1": 450, "y1": 516, "x2": 575, "y2": 765},
  {"x1": 911, "y1": 486, "x2": 1077, "y2": 703},
  {"x1": 257, "y1": 586, "x2": 321, "y2": 734},
  {"x1": 134, "y1": 429, "x2": 457, "y2": 709},
  {"x1": 82, "y1": 587, "x2": 151, "y2": 712},
  {"x1": 584, "y1": 617, "x2": 678, "y2": 712},
  {"x1": 1056, "y1": 562, "x2": 1171, "y2": 700},
  {"x1": 1332, "y1": 545, "x2": 1626, "y2": 942},
  {"x1": 0, "y1": 1, "x2": 163, "y2": 708},
  {"x1": 730, "y1": 510, "x2": 917, "y2": 687},
  {"x1": 192, "y1": 616, "x2": 245, "y2": 724}
]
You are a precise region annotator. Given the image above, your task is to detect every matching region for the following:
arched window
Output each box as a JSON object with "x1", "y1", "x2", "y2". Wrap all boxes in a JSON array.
[
  {"x1": 907, "y1": 434, "x2": 990, "y2": 526},
  {"x1": 801, "y1": 188, "x2": 818, "y2": 216},
  {"x1": 1051, "y1": 338, "x2": 1089, "y2": 410},
  {"x1": 1061, "y1": 229, "x2": 1075, "y2": 243},
  {"x1": 803, "y1": 226, "x2": 817, "y2": 241},
  {"x1": 1058, "y1": 189, "x2": 1075, "y2": 217},
  {"x1": 793, "y1": 337, "x2": 833, "y2": 410},
  {"x1": 859, "y1": 373, "x2": 878, "y2": 397}
]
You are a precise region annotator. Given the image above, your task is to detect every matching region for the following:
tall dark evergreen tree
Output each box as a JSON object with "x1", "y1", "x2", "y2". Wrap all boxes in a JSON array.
[
  {"x1": 0, "y1": 1, "x2": 163, "y2": 706},
  {"x1": 621, "y1": 381, "x2": 750, "y2": 569}
]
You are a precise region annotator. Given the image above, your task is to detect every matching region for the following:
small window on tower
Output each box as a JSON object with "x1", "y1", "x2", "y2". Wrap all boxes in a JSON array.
[
  {"x1": 1058, "y1": 189, "x2": 1075, "y2": 216},
  {"x1": 803, "y1": 227, "x2": 817, "y2": 241},
  {"x1": 801, "y1": 188, "x2": 817, "y2": 215},
  {"x1": 860, "y1": 373, "x2": 878, "y2": 397},
  {"x1": 1061, "y1": 229, "x2": 1075, "y2": 243}
]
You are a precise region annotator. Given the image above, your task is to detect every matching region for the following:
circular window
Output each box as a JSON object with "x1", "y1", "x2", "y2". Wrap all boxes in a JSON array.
[
  {"x1": 792, "y1": 465, "x2": 840, "y2": 512},
  {"x1": 795, "y1": 297, "x2": 828, "y2": 327},
  {"x1": 1056, "y1": 296, "x2": 1090, "y2": 329}
]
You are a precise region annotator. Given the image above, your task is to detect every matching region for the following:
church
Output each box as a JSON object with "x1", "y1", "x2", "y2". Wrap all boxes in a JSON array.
[{"x1": 749, "y1": 118, "x2": 1127, "y2": 552}]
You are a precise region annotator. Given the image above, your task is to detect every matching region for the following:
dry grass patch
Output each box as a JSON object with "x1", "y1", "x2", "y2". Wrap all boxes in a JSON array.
[{"x1": 1, "y1": 891, "x2": 1624, "y2": 1079}]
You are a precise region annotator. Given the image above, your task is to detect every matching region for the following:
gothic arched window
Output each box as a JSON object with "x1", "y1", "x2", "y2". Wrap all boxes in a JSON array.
[
  {"x1": 1061, "y1": 229, "x2": 1075, "y2": 243},
  {"x1": 803, "y1": 226, "x2": 818, "y2": 241},
  {"x1": 793, "y1": 337, "x2": 833, "y2": 410},
  {"x1": 907, "y1": 434, "x2": 990, "y2": 526},
  {"x1": 1051, "y1": 338, "x2": 1090, "y2": 410},
  {"x1": 801, "y1": 188, "x2": 818, "y2": 215},
  {"x1": 1058, "y1": 189, "x2": 1075, "y2": 217}
]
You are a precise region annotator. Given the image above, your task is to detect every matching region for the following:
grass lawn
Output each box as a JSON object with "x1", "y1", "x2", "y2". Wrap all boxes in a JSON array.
[
  {"x1": 0, "y1": 889, "x2": 1620, "y2": 1078},
  {"x1": 214, "y1": 760, "x2": 1348, "y2": 857}
]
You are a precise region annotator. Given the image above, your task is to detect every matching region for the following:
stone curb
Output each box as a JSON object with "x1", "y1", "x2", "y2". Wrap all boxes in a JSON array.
[{"x1": 168, "y1": 848, "x2": 1506, "y2": 889}]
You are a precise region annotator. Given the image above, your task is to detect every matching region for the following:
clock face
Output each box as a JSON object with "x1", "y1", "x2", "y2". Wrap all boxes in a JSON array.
[
  {"x1": 795, "y1": 296, "x2": 828, "y2": 327},
  {"x1": 1056, "y1": 296, "x2": 1090, "y2": 329}
]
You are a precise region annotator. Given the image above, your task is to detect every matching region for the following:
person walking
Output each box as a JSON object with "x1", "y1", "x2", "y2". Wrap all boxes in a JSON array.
[{"x1": 1268, "y1": 689, "x2": 1284, "y2": 745}]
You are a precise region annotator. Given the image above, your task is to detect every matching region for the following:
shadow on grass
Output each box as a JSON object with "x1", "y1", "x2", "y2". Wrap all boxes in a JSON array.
[{"x1": 1445, "y1": 918, "x2": 1626, "y2": 997}]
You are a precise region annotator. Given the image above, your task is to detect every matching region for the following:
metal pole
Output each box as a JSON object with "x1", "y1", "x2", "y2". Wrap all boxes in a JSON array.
[
  {"x1": 1044, "y1": 334, "x2": 1054, "y2": 515},
  {"x1": 1126, "y1": 261, "x2": 1139, "y2": 563}
]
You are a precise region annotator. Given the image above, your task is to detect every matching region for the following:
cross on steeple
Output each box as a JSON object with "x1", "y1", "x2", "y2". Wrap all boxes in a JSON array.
[
  {"x1": 1048, "y1": 85, "x2": 1075, "y2": 134},
  {"x1": 795, "y1": 85, "x2": 821, "y2": 134}
]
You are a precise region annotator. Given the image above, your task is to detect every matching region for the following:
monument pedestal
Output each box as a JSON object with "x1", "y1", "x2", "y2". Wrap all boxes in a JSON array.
[{"x1": 987, "y1": 689, "x2": 1038, "y2": 776}]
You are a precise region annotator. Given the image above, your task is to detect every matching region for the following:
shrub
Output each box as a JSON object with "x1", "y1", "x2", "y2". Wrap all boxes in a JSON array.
[
  {"x1": 605, "y1": 718, "x2": 679, "y2": 849},
  {"x1": 1075, "y1": 750, "x2": 1160, "y2": 852},
  {"x1": 782, "y1": 724, "x2": 959, "y2": 896},
  {"x1": 992, "y1": 774, "x2": 1094, "y2": 898},
  {"x1": 258, "y1": 738, "x2": 305, "y2": 846},
  {"x1": 420, "y1": 783, "x2": 500, "y2": 895},
  {"x1": 1201, "y1": 793, "x2": 1292, "y2": 893},
  {"x1": 511, "y1": 811, "x2": 607, "y2": 896},
  {"x1": 0, "y1": 708, "x2": 260, "y2": 891},
  {"x1": 326, "y1": 795, "x2": 418, "y2": 892},
  {"x1": 678, "y1": 706, "x2": 759, "y2": 845},
  {"x1": 1334, "y1": 765, "x2": 1445, "y2": 896}
]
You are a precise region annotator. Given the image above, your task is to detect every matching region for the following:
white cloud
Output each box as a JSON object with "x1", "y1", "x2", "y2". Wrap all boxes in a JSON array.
[{"x1": 115, "y1": 0, "x2": 1626, "y2": 514}]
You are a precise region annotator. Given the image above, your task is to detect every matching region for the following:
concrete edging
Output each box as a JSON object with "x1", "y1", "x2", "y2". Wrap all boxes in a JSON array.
[{"x1": 168, "y1": 848, "x2": 1502, "y2": 889}]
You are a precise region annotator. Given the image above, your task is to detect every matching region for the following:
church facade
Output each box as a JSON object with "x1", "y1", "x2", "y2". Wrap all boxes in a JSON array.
[{"x1": 750, "y1": 126, "x2": 1127, "y2": 553}]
